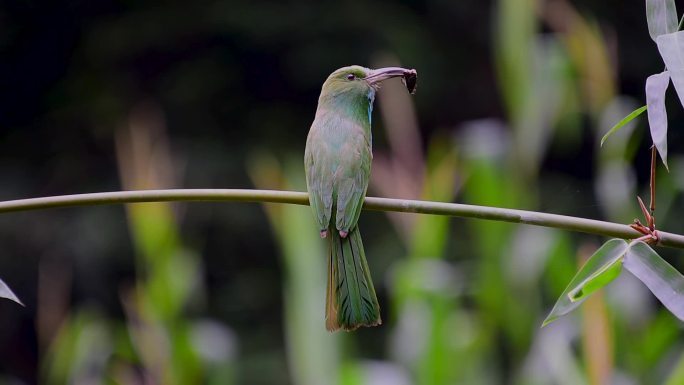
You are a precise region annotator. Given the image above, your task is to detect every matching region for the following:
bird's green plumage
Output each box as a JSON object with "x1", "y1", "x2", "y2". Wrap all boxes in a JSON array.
[
  {"x1": 305, "y1": 65, "x2": 380, "y2": 331},
  {"x1": 305, "y1": 66, "x2": 374, "y2": 234},
  {"x1": 305, "y1": 65, "x2": 415, "y2": 331},
  {"x1": 327, "y1": 223, "x2": 379, "y2": 330}
]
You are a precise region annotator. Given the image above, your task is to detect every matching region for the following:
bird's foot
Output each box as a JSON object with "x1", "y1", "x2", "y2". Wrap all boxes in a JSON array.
[
  {"x1": 320, "y1": 230, "x2": 328, "y2": 238},
  {"x1": 339, "y1": 230, "x2": 348, "y2": 238}
]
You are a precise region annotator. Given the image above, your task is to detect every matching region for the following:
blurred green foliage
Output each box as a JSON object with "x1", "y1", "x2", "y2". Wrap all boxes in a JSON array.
[{"x1": 0, "y1": 0, "x2": 684, "y2": 384}]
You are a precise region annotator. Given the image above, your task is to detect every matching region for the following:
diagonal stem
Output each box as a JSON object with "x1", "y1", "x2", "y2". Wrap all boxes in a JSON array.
[
  {"x1": 0, "y1": 189, "x2": 683, "y2": 249},
  {"x1": 650, "y1": 144, "x2": 657, "y2": 220}
]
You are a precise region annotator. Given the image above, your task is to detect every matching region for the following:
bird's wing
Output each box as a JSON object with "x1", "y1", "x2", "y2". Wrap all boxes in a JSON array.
[
  {"x1": 335, "y1": 128, "x2": 371, "y2": 232},
  {"x1": 305, "y1": 127, "x2": 333, "y2": 231}
]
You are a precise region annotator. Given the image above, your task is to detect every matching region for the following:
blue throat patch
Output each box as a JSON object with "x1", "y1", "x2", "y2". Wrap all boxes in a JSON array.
[{"x1": 367, "y1": 91, "x2": 375, "y2": 125}]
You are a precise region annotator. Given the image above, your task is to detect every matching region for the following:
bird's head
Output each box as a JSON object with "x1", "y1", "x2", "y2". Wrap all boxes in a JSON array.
[{"x1": 319, "y1": 65, "x2": 417, "y2": 104}]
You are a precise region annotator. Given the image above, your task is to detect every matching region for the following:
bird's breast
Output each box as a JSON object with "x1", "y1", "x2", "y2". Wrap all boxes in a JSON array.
[{"x1": 308, "y1": 110, "x2": 371, "y2": 173}]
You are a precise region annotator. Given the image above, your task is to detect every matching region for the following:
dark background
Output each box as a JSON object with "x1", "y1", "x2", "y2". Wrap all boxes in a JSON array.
[{"x1": 1, "y1": 1, "x2": 683, "y2": 384}]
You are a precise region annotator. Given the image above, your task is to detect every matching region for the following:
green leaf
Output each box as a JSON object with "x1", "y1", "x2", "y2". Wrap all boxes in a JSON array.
[
  {"x1": 624, "y1": 241, "x2": 684, "y2": 321},
  {"x1": 542, "y1": 239, "x2": 629, "y2": 326},
  {"x1": 646, "y1": 0, "x2": 679, "y2": 41},
  {"x1": 567, "y1": 257, "x2": 623, "y2": 302},
  {"x1": 600, "y1": 105, "x2": 647, "y2": 146},
  {"x1": 646, "y1": 71, "x2": 671, "y2": 170},
  {"x1": 0, "y1": 277, "x2": 23, "y2": 306}
]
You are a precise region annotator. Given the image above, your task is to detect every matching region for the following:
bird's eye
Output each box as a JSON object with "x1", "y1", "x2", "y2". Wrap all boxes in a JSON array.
[{"x1": 346, "y1": 74, "x2": 355, "y2": 80}]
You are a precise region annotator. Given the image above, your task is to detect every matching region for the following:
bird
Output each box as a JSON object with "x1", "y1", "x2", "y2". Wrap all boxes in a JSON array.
[{"x1": 304, "y1": 65, "x2": 417, "y2": 331}]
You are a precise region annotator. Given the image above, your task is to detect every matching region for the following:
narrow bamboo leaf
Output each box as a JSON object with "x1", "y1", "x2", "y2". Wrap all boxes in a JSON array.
[
  {"x1": 0, "y1": 277, "x2": 23, "y2": 306},
  {"x1": 646, "y1": 0, "x2": 679, "y2": 41},
  {"x1": 542, "y1": 239, "x2": 629, "y2": 327},
  {"x1": 568, "y1": 258, "x2": 623, "y2": 302},
  {"x1": 646, "y1": 71, "x2": 670, "y2": 169},
  {"x1": 657, "y1": 32, "x2": 684, "y2": 110},
  {"x1": 624, "y1": 241, "x2": 684, "y2": 321},
  {"x1": 600, "y1": 105, "x2": 647, "y2": 146}
]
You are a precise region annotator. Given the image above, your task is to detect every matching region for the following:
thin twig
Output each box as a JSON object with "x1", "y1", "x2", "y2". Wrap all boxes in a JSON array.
[
  {"x1": 0, "y1": 189, "x2": 683, "y2": 249},
  {"x1": 650, "y1": 145, "x2": 657, "y2": 217}
]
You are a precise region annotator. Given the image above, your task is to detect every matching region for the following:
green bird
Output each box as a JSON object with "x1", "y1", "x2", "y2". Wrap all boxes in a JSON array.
[{"x1": 304, "y1": 65, "x2": 417, "y2": 331}]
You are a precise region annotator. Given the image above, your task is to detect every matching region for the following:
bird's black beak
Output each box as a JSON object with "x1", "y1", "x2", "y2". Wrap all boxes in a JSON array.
[{"x1": 364, "y1": 67, "x2": 418, "y2": 94}]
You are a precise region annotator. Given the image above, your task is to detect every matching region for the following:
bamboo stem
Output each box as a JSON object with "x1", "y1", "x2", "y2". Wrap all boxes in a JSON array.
[
  {"x1": 650, "y1": 145, "x2": 657, "y2": 218},
  {"x1": 1, "y1": 189, "x2": 683, "y2": 249}
]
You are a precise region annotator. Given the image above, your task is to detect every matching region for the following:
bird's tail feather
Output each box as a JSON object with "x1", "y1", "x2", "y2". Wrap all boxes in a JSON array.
[{"x1": 326, "y1": 225, "x2": 381, "y2": 331}]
